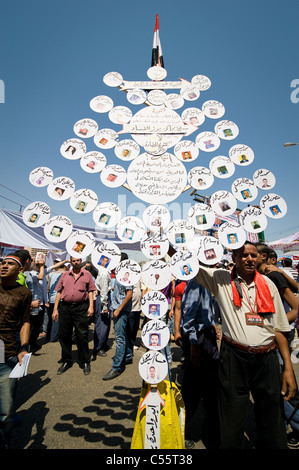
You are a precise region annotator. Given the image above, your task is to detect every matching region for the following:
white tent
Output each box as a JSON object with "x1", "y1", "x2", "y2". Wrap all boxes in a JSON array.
[
  {"x1": 268, "y1": 231, "x2": 299, "y2": 252},
  {"x1": 0, "y1": 208, "x2": 140, "y2": 251}
]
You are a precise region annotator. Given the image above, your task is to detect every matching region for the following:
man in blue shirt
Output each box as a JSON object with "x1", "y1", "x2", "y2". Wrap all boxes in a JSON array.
[
  {"x1": 102, "y1": 253, "x2": 133, "y2": 380},
  {"x1": 174, "y1": 279, "x2": 220, "y2": 449}
]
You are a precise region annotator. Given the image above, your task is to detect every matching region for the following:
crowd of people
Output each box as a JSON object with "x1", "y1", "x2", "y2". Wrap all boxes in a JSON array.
[{"x1": 0, "y1": 243, "x2": 299, "y2": 450}]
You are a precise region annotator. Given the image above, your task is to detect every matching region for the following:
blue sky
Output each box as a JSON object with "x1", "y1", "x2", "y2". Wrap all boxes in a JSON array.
[{"x1": 0, "y1": 0, "x2": 298, "y2": 245}]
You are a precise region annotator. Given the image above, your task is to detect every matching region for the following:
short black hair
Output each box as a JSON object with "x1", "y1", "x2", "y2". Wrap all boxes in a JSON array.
[
  {"x1": 267, "y1": 249, "x2": 278, "y2": 261},
  {"x1": 10, "y1": 249, "x2": 31, "y2": 267},
  {"x1": 283, "y1": 258, "x2": 292, "y2": 267},
  {"x1": 231, "y1": 241, "x2": 257, "y2": 257}
]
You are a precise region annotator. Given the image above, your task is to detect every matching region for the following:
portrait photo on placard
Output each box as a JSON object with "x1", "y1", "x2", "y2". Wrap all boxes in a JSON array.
[
  {"x1": 253, "y1": 169, "x2": 276, "y2": 190},
  {"x1": 138, "y1": 351, "x2": 168, "y2": 385},
  {"x1": 229, "y1": 144, "x2": 254, "y2": 166},
  {"x1": 141, "y1": 290, "x2": 169, "y2": 320},
  {"x1": 93, "y1": 202, "x2": 121, "y2": 229},
  {"x1": 91, "y1": 241, "x2": 121, "y2": 272},
  {"x1": 44, "y1": 215, "x2": 73, "y2": 243},
  {"x1": 239, "y1": 206, "x2": 268, "y2": 233},
  {"x1": 23, "y1": 201, "x2": 51, "y2": 228},
  {"x1": 188, "y1": 203, "x2": 216, "y2": 230},
  {"x1": 66, "y1": 230, "x2": 95, "y2": 259},
  {"x1": 60, "y1": 138, "x2": 86, "y2": 160},
  {"x1": 47, "y1": 176, "x2": 75, "y2": 201},
  {"x1": 70, "y1": 189, "x2": 98, "y2": 214},
  {"x1": 260, "y1": 193, "x2": 287, "y2": 219},
  {"x1": 141, "y1": 319, "x2": 170, "y2": 351},
  {"x1": 217, "y1": 222, "x2": 247, "y2": 250},
  {"x1": 29, "y1": 167, "x2": 53, "y2": 187},
  {"x1": 115, "y1": 259, "x2": 141, "y2": 287}
]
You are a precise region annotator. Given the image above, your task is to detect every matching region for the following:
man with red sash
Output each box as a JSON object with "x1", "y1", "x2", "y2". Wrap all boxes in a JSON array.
[{"x1": 194, "y1": 241, "x2": 296, "y2": 449}]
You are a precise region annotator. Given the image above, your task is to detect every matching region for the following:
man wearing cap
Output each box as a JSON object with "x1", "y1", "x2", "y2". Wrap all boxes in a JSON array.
[
  {"x1": 52, "y1": 257, "x2": 97, "y2": 376},
  {"x1": 0, "y1": 254, "x2": 32, "y2": 449},
  {"x1": 194, "y1": 241, "x2": 296, "y2": 449}
]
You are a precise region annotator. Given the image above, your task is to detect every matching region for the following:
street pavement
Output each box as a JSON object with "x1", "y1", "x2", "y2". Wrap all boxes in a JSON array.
[{"x1": 10, "y1": 324, "x2": 299, "y2": 451}]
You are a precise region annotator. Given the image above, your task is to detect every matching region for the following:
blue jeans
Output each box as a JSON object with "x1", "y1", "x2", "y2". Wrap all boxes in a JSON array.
[
  {"x1": 0, "y1": 356, "x2": 18, "y2": 447},
  {"x1": 112, "y1": 310, "x2": 132, "y2": 371}
]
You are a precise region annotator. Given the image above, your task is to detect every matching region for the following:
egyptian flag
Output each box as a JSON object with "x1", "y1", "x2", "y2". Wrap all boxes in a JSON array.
[{"x1": 151, "y1": 14, "x2": 164, "y2": 68}]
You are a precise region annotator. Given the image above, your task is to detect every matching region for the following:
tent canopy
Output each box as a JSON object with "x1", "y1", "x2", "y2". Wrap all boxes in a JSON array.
[
  {"x1": 268, "y1": 231, "x2": 299, "y2": 252},
  {"x1": 0, "y1": 208, "x2": 140, "y2": 251}
]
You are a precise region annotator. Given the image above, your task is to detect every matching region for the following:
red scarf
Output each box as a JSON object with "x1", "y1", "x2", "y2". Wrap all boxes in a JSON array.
[{"x1": 231, "y1": 268, "x2": 275, "y2": 314}]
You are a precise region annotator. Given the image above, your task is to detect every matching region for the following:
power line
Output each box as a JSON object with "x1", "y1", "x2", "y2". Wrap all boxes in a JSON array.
[{"x1": 0, "y1": 183, "x2": 33, "y2": 202}]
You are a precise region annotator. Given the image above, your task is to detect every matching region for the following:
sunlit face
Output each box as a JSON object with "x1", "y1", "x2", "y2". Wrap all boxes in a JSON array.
[
  {"x1": 0, "y1": 258, "x2": 21, "y2": 280},
  {"x1": 233, "y1": 244, "x2": 258, "y2": 278}
]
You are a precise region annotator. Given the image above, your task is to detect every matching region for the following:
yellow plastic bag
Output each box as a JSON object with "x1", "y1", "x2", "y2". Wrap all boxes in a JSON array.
[{"x1": 131, "y1": 380, "x2": 185, "y2": 449}]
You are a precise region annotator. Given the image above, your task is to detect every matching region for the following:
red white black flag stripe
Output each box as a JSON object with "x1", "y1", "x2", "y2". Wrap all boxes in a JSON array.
[{"x1": 151, "y1": 14, "x2": 164, "y2": 68}]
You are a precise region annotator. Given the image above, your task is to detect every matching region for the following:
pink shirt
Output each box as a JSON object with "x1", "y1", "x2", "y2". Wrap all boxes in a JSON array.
[{"x1": 55, "y1": 269, "x2": 96, "y2": 303}]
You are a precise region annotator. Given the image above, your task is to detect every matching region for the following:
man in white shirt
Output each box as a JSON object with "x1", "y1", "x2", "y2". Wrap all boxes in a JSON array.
[{"x1": 194, "y1": 241, "x2": 296, "y2": 449}]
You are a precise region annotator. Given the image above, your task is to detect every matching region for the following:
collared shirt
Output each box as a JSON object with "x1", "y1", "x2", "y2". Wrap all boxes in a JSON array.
[
  {"x1": 0, "y1": 283, "x2": 32, "y2": 359},
  {"x1": 95, "y1": 266, "x2": 112, "y2": 311},
  {"x1": 55, "y1": 269, "x2": 96, "y2": 303},
  {"x1": 111, "y1": 279, "x2": 132, "y2": 312},
  {"x1": 175, "y1": 279, "x2": 216, "y2": 345},
  {"x1": 194, "y1": 266, "x2": 290, "y2": 346}
]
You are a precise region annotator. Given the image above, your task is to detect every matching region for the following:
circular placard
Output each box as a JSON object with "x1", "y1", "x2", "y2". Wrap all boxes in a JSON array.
[
  {"x1": 23, "y1": 201, "x2": 51, "y2": 228},
  {"x1": 215, "y1": 120, "x2": 239, "y2": 140},
  {"x1": 202, "y1": 100, "x2": 225, "y2": 119},
  {"x1": 139, "y1": 351, "x2": 168, "y2": 385},
  {"x1": 114, "y1": 139, "x2": 140, "y2": 161},
  {"x1": 253, "y1": 169, "x2": 276, "y2": 190},
  {"x1": 231, "y1": 177, "x2": 258, "y2": 203},
  {"x1": 188, "y1": 203, "x2": 216, "y2": 230},
  {"x1": 180, "y1": 84, "x2": 200, "y2": 101},
  {"x1": 217, "y1": 222, "x2": 247, "y2": 249},
  {"x1": 93, "y1": 202, "x2": 121, "y2": 229},
  {"x1": 44, "y1": 215, "x2": 73, "y2": 243},
  {"x1": 47, "y1": 176, "x2": 75, "y2": 201},
  {"x1": 100, "y1": 164, "x2": 127, "y2": 188},
  {"x1": 69, "y1": 189, "x2": 98, "y2": 214},
  {"x1": 115, "y1": 259, "x2": 141, "y2": 287},
  {"x1": 103, "y1": 72, "x2": 123, "y2": 87},
  {"x1": 140, "y1": 233, "x2": 169, "y2": 260},
  {"x1": 73, "y1": 118, "x2": 98, "y2": 138},
  {"x1": 181, "y1": 107, "x2": 205, "y2": 127},
  {"x1": 127, "y1": 152, "x2": 187, "y2": 204},
  {"x1": 141, "y1": 290, "x2": 169, "y2": 320},
  {"x1": 127, "y1": 88, "x2": 147, "y2": 105},
  {"x1": 65, "y1": 230, "x2": 96, "y2": 259},
  {"x1": 147, "y1": 66, "x2": 167, "y2": 81},
  {"x1": 109, "y1": 106, "x2": 133, "y2": 124},
  {"x1": 260, "y1": 193, "x2": 287, "y2": 219},
  {"x1": 170, "y1": 249, "x2": 199, "y2": 281},
  {"x1": 210, "y1": 190, "x2": 238, "y2": 217},
  {"x1": 94, "y1": 128, "x2": 119, "y2": 149},
  {"x1": 191, "y1": 75, "x2": 211, "y2": 91},
  {"x1": 210, "y1": 156, "x2": 235, "y2": 179},
  {"x1": 195, "y1": 132, "x2": 220, "y2": 152},
  {"x1": 229, "y1": 144, "x2": 254, "y2": 166},
  {"x1": 80, "y1": 151, "x2": 107, "y2": 173},
  {"x1": 165, "y1": 93, "x2": 184, "y2": 110},
  {"x1": 239, "y1": 206, "x2": 268, "y2": 233},
  {"x1": 188, "y1": 166, "x2": 214, "y2": 190},
  {"x1": 141, "y1": 260, "x2": 172, "y2": 291},
  {"x1": 196, "y1": 235, "x2": 224, "y2": 266},
  {"x1": 116, "y1": 216, "x2": 146, "y2": 244},
  {"x1": 147, "y1": 89, "x2": 167, "y2": 106},
  {"x1": 91, "y1": 241, "x2": 121, "y2": 271},
  {"x1": 174, "y1": 140, "x2": 199, "y2": 162},
  {"x1": 90, "y1": 95, "x2": 114, "y2": 113},
  {"x1": 166, "y1": 219, "x2": 195, "y2": 247},
  {"x1": 29, "y1": 167, "x2": 53, "y2": 187},
  {"x1": 141, "y1": 319, "x2": 170, "y2": 351},
  {"x1": 142, "y1": 204, "x2": 171, "y2": 230},
  {"x1": 60, "y1": 139, "x2": 86, "y2": 160}
]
